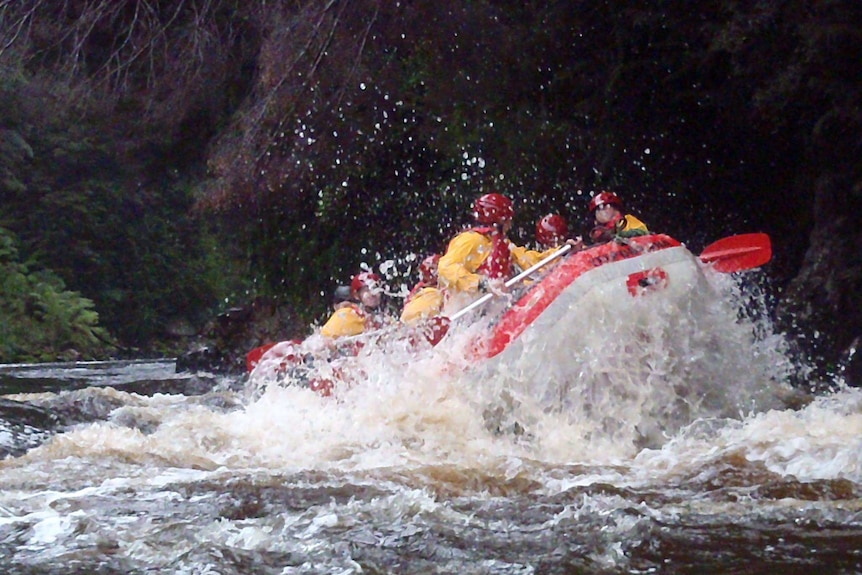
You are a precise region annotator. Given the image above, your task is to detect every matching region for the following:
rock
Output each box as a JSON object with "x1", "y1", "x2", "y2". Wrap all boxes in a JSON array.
[
  {"x1": 776, "y1": 172, "x2": 862, "y2": 383},
  {"x1": 176, "y1": 297, "x2": 306, "y2": 374},
  {"x1": 842, "y1": 337, "x2": 861, "y2": 387},
  {"x1": 176, "y1": 344, "x2": 229, "y2": 373}
]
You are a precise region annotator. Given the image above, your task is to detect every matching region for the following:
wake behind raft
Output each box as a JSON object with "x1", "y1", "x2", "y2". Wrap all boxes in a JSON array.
[{"x1": 246, "y1": 233, "x2": 772, "y2": 396}]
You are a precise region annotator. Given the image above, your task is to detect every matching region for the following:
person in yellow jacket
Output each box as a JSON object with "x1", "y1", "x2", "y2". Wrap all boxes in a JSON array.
[
  {"x1": 438, "y1": 193, "x2": 544, "y2": 311},
  {"x1": 400, "y1": 254, "x2": 445, "y2": 325},
  {"x1": 509, "y1": 213, "x2": 584, "y2": 270},
  {"x1": 588, "y1": 191, "x2": 649, "y2": 243},
  {"x1": 320, "y1": 272, "x2": 386, "y2": 338}
]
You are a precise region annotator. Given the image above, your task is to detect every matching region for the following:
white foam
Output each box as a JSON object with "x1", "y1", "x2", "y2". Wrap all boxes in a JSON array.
[{"x1": 2, "y1": 263, "x2": 816, "y2": 494}]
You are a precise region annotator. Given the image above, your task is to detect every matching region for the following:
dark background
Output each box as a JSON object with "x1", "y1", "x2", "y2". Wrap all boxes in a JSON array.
[{"x1": 0, "y1": 1, "x2": 858, "y2": 384}]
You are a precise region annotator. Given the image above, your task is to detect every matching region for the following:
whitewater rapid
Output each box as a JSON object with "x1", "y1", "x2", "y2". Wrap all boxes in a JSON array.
[
  {"x1": 1, "y1": 269, "x2": 859, "y2": 573},
  {"x1": 243, "y1": 265, "x2": 803, "y2": 465}
]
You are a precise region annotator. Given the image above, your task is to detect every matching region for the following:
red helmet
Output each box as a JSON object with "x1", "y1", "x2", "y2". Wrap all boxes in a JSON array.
[
  {"x1": 536, "y1": 214, "x2": 568, "y2": 247},
  {"x1": 473, "y1": 193, "x2": 514, "y2": 224},
  {"x1": 418, "y1": 254, "x2": 440, "y2": 284},
  {"x1": 589, "y1": 191, "x2": 623, "y2": 212},
  {"x1": 350, "y1": 272, "x2": 381, "y2": 299}
]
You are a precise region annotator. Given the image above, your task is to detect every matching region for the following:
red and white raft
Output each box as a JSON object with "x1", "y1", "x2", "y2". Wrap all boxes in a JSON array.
[
  {"x1": 474, "y1": 234, "x2": 702, "y2": 359},
  {"x1": 248, "y1": 233, "x2": 771, "y2": 392}
]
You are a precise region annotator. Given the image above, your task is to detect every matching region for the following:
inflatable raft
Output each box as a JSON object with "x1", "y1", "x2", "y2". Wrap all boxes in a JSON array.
[{"x1": 248, "y1": 233, "x2": 771, "y2": 394}]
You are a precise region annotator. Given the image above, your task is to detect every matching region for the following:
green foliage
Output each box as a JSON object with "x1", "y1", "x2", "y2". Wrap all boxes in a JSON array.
[
  {"x1": 0, "y1": 227, "x2": 109, "y2": 362},
  {"x1": 0, "y1": 58, "x2": 246, "y2": 352}
]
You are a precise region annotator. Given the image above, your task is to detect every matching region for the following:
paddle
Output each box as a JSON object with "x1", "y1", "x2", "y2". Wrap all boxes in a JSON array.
[
  {"x1": 320, "y1": 247, "x2": 571, "y2": 350},
  {"x1": 419, "y1": 243, "x2": 574, "y2": 345},
  {"x1": 246, "y1": 233, "x2": 772, "y2": 368},
  {"x1": 448, "y1": 244, "x2": 573, "y2": 322},
  {"x1": 698, "y1": 232, "x2": 772, "y2": 273},
  {"x1": 429, "y1": 233, "x2": 771, "y2": 345}
]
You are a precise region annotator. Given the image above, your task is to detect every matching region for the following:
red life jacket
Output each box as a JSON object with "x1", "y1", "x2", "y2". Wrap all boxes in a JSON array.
[
  {"x1": 590, "y1": 216, "x2": 626, "y2": 243},
  {"x1": 469, "y1": 226, "x2": 512, "y2": 279}
]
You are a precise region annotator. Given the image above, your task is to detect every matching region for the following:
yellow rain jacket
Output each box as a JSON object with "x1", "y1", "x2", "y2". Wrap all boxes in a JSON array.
[
  {"x1": 400, "y1": 286, "x2": 445, "y2": 325},
  {"x1": 438, "y1": 230, "x2": 540, "y2": 294},
  {"x1": 510, "y1": 244, "x2": 561, "y2": 271},
  {"x1": 618, "y1": 214, "x2": 649, "y2": 237},
  {"x1": 320, "y1": 304, "x2": 367, "y2": 338}
]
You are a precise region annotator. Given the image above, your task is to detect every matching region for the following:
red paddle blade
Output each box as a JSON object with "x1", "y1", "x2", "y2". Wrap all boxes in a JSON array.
[{"x1": 699, "y1": 233, "x2": 772, "y2": 273}]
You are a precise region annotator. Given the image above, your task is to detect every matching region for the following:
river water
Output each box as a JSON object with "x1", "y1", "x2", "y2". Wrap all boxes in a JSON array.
[{"x1": 1, "y1": 273, "x2": 861, "y2": 574}]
